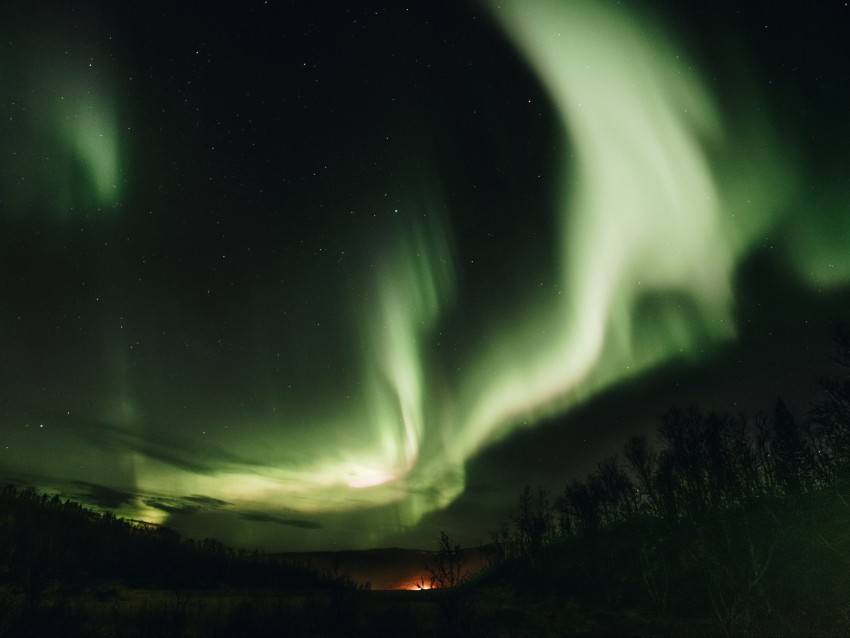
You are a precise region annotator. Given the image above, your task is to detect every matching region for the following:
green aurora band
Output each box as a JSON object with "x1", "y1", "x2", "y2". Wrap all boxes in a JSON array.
[
  {"x1": 129, "y1": 0, "x2": 815, "y2": 527},
  {"x1": 129, "y1": 0, "x2": 845, "y2": 529},
  {"x1": 4, "y1": 1, "x2": 847, "y2": 540},
  {"x1": 456, "y1": 0, "x2": 790, "y2": 456},
  {"x1": 0, "y1": 36, "x2": 122, "y2": 217}
]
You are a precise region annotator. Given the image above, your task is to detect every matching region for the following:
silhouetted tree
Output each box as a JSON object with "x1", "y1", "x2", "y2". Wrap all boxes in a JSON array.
[
  {"x1": 658, "y1": 406, "x2": 712, "y2": 520},
  {"x1": 420, "y1": 531, "x2": 469, "y2": 589},
  {"x1": 594, "y1": 455, "x2": 636, "y2": 524},
  {"x1": 512, "y1": 485, "x2": 554, "y2": 561},
  {"x1": 810, "y1": 323, "x2": 850, "y2": 478},
  {"x1": 493, "y1": 323, "x2": 850, "y2": 634},
  {"x1": 485, "y1": 522, "x2": 515, "y2": 566},
  {"x1": 553, "y1": 489, "x2": 575, "y2": 539},
  {"x1": 624, "y1": 434, "x2": 658, "y2": 516},
  {"x1": 569, "y1": 476, "x2": 605, "y2": 534},
  {"x1": 771, "y1": 399, "x2": 809, "y2": 494}
]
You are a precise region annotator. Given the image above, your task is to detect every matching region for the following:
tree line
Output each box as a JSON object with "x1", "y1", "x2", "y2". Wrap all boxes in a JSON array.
[
  {"x1": 491, "y1": 324, "x2": 850, "y2": 557},
  {"x1": 0, "y1": 484, "x2": 350, "y2": 610},
  {"x1": 471, "y1": 323, "x2": 850, "y2": 634}
]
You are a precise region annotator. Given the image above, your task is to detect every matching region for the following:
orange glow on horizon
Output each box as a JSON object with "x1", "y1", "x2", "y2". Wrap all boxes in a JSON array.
[{"x1": 399, "y1": 576, "x2": 432, "y2": 591}]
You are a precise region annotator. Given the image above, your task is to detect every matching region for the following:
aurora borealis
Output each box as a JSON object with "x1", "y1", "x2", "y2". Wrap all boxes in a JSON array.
[{"x1": 1, "y1": 0, "x2": 848, "y2": 551}]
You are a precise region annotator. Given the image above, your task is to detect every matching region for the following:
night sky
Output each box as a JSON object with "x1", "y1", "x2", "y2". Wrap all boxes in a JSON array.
[{"x1": 1, "y1": 0, "x2": 848, "y2": 552}]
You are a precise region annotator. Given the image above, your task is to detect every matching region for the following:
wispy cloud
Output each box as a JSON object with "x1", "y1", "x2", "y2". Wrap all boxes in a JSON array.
[{"x1": 183, "y1": 494, "x2": 231, "y2": 508}]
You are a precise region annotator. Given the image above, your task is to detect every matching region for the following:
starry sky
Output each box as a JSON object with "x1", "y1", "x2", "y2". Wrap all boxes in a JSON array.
[{"x1": 1, "y1": 0, "x2": 849, "y2": 552}]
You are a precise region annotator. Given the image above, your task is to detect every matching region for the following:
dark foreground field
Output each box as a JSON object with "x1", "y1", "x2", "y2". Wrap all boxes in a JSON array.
[
  {"x1": 2, "y1": 483, "x2": 850, "y2": 637},
  {"x1": 0, "y1": 582, "x2": 735, "y2": 638},
  {"x1": 1, "y1": 586, "x2": 457, "y2": 638},
  {"x1": 3, "y1": 565, "x2": 848, "y2": 638},
  {"x1": 1, "y1": 584, "x2": 617, "y2": 638}
]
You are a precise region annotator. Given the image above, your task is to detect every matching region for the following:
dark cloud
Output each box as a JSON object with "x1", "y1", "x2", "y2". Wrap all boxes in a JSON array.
[
  {"x1": 0, "y1": 472, "x2": 136, "y2": 510},
  {"x1": 240, "y1": 512, "x2": 322, "y2": 529},
  {"x1": 72, "y1": 481, "x2": 135, "y2": 509},
  {"x1": 143, "y1": 497, "x2": 200, "y2": 515},
  {"x1": 141, "y1": 493, "x2": 234, "y2": 516},
  {"x1": 183, "y1": 494, "x2": 230, "y2": 508},
  {"x1": 50, "y1": 411, "x2": 288, "y2": 478}
]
